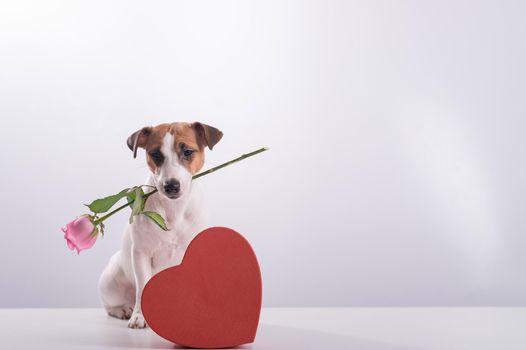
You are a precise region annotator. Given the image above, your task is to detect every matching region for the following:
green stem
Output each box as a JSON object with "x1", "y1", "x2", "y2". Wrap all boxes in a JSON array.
[
  {"x1": 193, "y1": 147, "x2": 269, "y2": 180},
  {"x1": 92, "y1": 147, "x2": 268, "y2": 226},
  {"x1": 92, "y1": 194, "x2": 150, "y2": 225}
]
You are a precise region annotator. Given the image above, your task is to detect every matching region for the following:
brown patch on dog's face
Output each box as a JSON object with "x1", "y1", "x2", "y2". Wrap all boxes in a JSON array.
[
  {"x1": 170, "y1": 123, "x2": 205, "y2": 175},
  {"x1": 140, "y1": 123, "x2": 170, "y2": 174}
]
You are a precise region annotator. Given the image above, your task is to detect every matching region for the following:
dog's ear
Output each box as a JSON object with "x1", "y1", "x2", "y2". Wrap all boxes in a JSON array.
[
  {"x1": 127, "y1": 127, "x2": 152, "y2": 158},
  {"x1": 192, "y1": 122, "x2": 223, "y2": 150}
]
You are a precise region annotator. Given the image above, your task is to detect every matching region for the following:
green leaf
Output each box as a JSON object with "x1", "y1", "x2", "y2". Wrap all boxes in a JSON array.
[
  {"x1": 129, "y1": 188, "x2": 145, "y2": 224},
  {"x1": 142, "y1": 211, "x2": 169, "y2": 231},
  {"x1": 85, "y1": 188, "x2": 131, "y2": 214},
  {"x1": 126, "y1": 188, "x2": 146, "y2": 211}
]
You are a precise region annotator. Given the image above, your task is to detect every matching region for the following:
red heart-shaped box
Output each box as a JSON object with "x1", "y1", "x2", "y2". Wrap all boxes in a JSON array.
[{"x1": 142, "y1": 227, "x2": 262, "y2": 348}]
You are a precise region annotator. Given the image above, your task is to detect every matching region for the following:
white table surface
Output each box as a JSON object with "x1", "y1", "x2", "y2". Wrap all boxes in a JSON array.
[{"x1": 0, "y1": 307, "x2": 525, "y2": 350}]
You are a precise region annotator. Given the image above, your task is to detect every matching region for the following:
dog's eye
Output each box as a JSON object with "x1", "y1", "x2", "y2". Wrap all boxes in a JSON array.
[
  {"x1": 183, "y1": 149, "x2": 195, "y2": 160},
  {"x1": 149, "y1": 150, "x2": 163, "y2": 161}
]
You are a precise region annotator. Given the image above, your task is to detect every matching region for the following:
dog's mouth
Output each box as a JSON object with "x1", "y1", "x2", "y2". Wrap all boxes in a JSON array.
[{"x1": 162, "y1": 191, "x2": 182, "y2": 200}]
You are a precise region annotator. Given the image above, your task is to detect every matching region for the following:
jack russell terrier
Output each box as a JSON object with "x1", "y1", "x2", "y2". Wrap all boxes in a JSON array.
[{"x1": 98, "y1": 122, "x2": 223, "y2": 328}]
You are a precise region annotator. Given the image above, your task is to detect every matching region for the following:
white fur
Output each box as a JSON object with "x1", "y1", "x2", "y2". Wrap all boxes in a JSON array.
[
  {"x1": 98, "y1": 133, "x2": 207, "y2": 328},
  {"x1": 153, "y1": 133, "x2": 193, "y2": 199}
]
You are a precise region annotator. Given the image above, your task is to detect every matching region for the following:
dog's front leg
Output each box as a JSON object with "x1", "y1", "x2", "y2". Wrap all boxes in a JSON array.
[{"x1": 128, "y1": 246, "x2": 151, "y2": 329}]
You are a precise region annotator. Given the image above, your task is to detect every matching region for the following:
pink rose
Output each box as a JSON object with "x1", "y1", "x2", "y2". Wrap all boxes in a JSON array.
[{"x1": 62, "y1": 216, "x2": 98, "y2": 254}]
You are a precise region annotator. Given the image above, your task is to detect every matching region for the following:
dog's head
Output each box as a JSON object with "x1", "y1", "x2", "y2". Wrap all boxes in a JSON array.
[{"x1": 127, "y1": 122, "x2": 223, "y2": 200}]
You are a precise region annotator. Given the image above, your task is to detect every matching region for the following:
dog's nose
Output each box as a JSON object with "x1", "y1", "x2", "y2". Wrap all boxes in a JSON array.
[{"x1": 163, "y1": 179, "x2": 180, "y2": 195}]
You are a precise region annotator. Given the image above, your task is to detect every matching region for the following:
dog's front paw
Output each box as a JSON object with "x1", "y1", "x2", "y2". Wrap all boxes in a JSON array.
[
  {"x1": 128, "y1": 312, "x2": 147, "y2": 329},
  {"x1": 107, "y1": 305, "x2": 134, "y2": 320}
]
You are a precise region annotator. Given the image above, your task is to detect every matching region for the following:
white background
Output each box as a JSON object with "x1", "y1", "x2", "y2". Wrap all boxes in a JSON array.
[{"x1": 0, "y1": 0, "x2": 525, "y2": 307}]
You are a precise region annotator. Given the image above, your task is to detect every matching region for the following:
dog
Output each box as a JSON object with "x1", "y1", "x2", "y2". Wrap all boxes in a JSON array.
[{"x1": 98, "y1": 122, "x2": 223, "y2": 328}]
